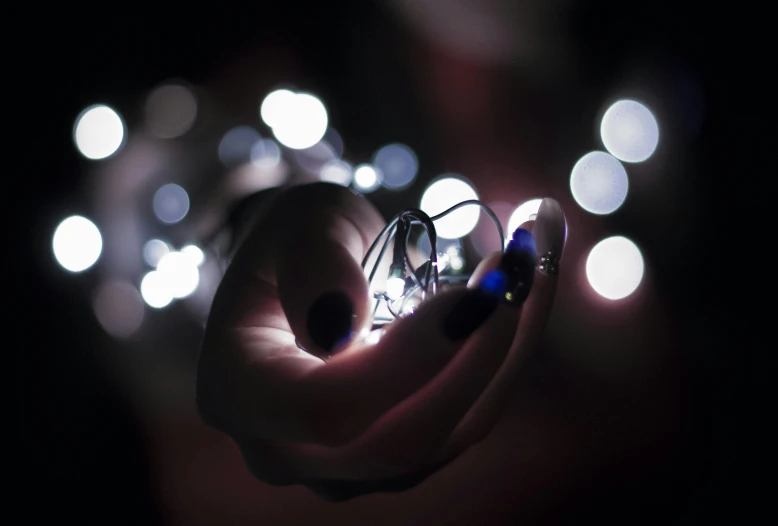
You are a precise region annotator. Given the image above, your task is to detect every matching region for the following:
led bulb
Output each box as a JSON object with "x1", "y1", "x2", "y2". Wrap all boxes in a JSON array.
[{"x1": 386, "y1": 276, "x2": 406, "y2": 300}]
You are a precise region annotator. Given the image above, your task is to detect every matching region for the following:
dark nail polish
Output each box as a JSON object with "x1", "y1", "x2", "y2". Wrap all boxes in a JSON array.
[
  {"x1": 307, "y1": 292, "x2": 354, "y2": 352},
  {"x1": 499, "y1": 227, "x2": 537, "y2": 305},
  {"x1": 443, "y1": 289, "x2": 500, "y2": 340}
]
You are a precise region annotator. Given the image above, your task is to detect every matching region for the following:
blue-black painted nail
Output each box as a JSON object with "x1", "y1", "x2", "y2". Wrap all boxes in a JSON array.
[
  {"x1": 499, "y1": 227, "x2": 537, "y2": 305},
  {"x1": 307, "y1": 291, "x2": 354, "y2": 352}
]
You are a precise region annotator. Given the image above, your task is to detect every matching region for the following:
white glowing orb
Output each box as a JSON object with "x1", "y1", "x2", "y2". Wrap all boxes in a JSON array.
[
  {"x1": 320, "y1": 159, "x2": 353, "y2": 186},
  {"x1": 263, "y1": 91, "x2": 328, "y2": 150},
  {"x1": 386, "y1": 277, "x2": 406, "y2": 300},
  {"x1": 600, "y1": 100, "x2": 659, "y2": 163},
  {"x1": 143, "y1": 239, "x2": 170, "y2": 267},
  {"x1": 73, "y1": 105, "x2": 125, "y2": 160},
  {"x1": 181, "y1": 244, "x2": 205, "y2": 266},
  {"x1": 145, "y1": 84, "x2": 197, "y2": 139},
  {"x1": 507, "y1": 198, "x2": 543, "y2": 238},
  {"x1": 140, "y1": 270, "x2": 173, "y2": 308},
  {"x1": 354, "y1": 164, "x2": 382, "y2": 192},
  {"x1": 450, "y1": 256, "x2": 465, "y2": 271},
  {"x1": 93, "y1": 281, "x2": 144, "y2": 338},
  {"x1": 153, "y1": 183, "x2": 190, "y2": 224},
  {"x1": 373, "y1": 143, "x2": 418, "y2": 190},
  {"x1": 260, "y1": 89, "x2": 297, "y2": 128},
  {"x1": 586, "y1": 236, "x2": 644, "y2": 300},
  {"x1": 570, "y1": 151, "x2": 629, "y2": 215},
  {"x1": 52, "y1": 216, "x2": 102, "y2": 272},
  {"x1": 157, "y1": 251, "x2": 200, "y2": 298},
  {"x1": 364, "y1": 328, "x2": 385, "y2": 345},
  {"x1": 420, "y1": 176, "x2": 480, "y2": 239},
  {"x1": 250, "y1": 139, "x2": 282, "y2": 169}
]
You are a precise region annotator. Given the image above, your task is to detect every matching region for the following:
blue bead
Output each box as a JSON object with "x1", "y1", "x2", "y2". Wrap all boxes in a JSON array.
[
  {"x1": 507, "y1": 228, "x2": 537, "y2": 259},
  {"x1": 479, "y1": 269, "x2": 508, "y2": 297}
]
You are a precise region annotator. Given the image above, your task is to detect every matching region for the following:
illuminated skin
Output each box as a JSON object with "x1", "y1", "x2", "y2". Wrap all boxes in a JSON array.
[{"x1": 196, "y1": 182, "x2": 565, "y2": 500}]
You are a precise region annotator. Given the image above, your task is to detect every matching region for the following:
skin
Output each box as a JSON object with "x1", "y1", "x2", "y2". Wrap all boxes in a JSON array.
[{"x1": 196, "y1": 182, "x2": 560, "y2": 499}]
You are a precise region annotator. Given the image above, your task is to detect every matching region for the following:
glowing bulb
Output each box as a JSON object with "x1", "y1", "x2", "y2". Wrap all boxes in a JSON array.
[
  {"x1": 267, "y1": 92, "x2": 329, "y2": 149},
  {"x1": 450, "y1": 256, "x2": 465, "y2": 271},
  {"x1": 354, "y1": 164, "x2": 381, "y2": 192},
  {"x1": 420, "y1": 176, "x2": 480, "y2": 239},
  {"x1": 320, "y1": 159, "x2": 353, "y2": 186},
  {"x1": 260, "y1": 89, "x2": 297, "y2": 128},
  {"x1": 600, "y1": 100, "x2": 659, "y2": 163},
  {"x1": 386, "y1": 277, "x2": 406, "y2": 300},
  {"x1": 570, "y1": 151, "x2": 628, "y2": 215},
  {"x1": 365, "y1": 328, "x2": 384, "y2": 345},
  {"x1": 586, "y1": 236, "x2": 644, "y2": 300},
  {"x1": 73, "y1": 104, "x2": 125, "y2": 160},
  {"x1": 52, "y1": 215, "x2": 102, "y2": 272},
  {"x1": 140, "y1": 270, "x2": 173, "y2": 308},
  {"x1": 181, "y1": 245, "x2": 205, "y2": 266},
  {"x1": 157, "y1": 251, "x2": 199, "y2": 298}
]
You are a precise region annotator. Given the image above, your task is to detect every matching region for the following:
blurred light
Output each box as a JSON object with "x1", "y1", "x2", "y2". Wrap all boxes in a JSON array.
[
  {"x1": 401, "y1": 298, "x2": 420, "y2": 315},
  {"x1": 364, "y1": 328, "x2": 384, "y2": 345},
  {"x1": 260, "y1": 89, "x2": 297, "y2": 128},
  {"x1": 507, "y1": 198, "x2": 543, "y2": 238},
  {"x1": 373, "y1": 143, "x2": 418, "y2": 190},
  {"x1": 250, "y1": 138, "x2": 282, "y2": 169},
  {"x1": 570, "y1": 151, "x2": 628, "y2": 215},
  {"x1": 140, "y1": 270, "x2": 173, "y2": 308},
  {"x1": 93, "y1": 281, "x2": 144, "y2": 338},
  {"x1": 153, "y1": 183, "x2": 190, "y2": 224},
  {"x1": 145, "y1": 83, "x2": 197, "y2": 139},
  {"x1": 262, "y1": 90, "x2": 329, "y2": 149},
  {"x1": 586, "y1": 236, "x2": 644, "y2": 300},
  {"x1": 73, "y1": 104, "x2": 125, "y2": 160},
  {"x1": 52, "y1": 216, "x2": 102, "y2": 272},
  {"x1": 142, "y1": 239, "x2": 170, "y2": 267},
  {"x1": 320, "y1": 159, "x2": 353, "y2": 186},
  {"x1": 450, "y1": 256, "x2": 464, "y2": 271},
  {"x1": 420, "y1": 176, "x2": 479, "y2": 239},
  {"x1": 600, "y1": 100, "x2": 659, "y2": 163},
  {"x1": 181, "y1": 244, "x2": 205, "y2": 266},
  {"x1": 386, "y1": 277, "x2": 406, "y2": 300},
  {"x1": 157, "y1": 251, "x2": 199, "y2": 298},
  {"x1": 293, "y1": 140, "x2": 337, "y2": 173},
  {"x1": 219, "y1": 126, "x2": 262, "y2": 166},
  {"x1": 354, "y1": 164, "x2": 382, "y2": 192},
  {"x1": 324, "y1": 128, "x2": 344, "y2": 157}
]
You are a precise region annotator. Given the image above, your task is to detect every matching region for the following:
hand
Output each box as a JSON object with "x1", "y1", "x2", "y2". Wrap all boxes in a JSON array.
[{"x1": 196, "y1": 182, "x2": 566, "y2": 501}]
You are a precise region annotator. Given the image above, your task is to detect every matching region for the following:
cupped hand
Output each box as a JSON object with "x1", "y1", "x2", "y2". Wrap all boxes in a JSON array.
[{"x1": 196, "y1": 182, "x2": 566, "y2": 501}]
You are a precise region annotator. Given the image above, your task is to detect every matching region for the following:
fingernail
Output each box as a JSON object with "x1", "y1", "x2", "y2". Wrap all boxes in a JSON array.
[
  {"x1": 533, "y1": 198, "x2": 566, "y2": 276},
  {"x1": 307, "y1": 292, "x2": 354, "y2": 352},
  {"x1": 443, "y1": 288, "x2": 500, "y2": 340},
  {"x1": 498, "y1": 227, "x2": 537, "y2": 305}
]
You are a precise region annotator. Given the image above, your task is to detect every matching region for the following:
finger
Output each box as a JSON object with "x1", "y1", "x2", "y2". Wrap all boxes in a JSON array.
[{"x1": 438, "y1": 197, "x2": 567, "y2": 458}]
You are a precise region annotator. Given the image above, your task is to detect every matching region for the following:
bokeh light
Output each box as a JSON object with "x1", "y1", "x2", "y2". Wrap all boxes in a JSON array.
[
  {"x1": 373, "y1": 143, "x2": 418, "y2": 190},
  {"x1": 320, "y1": 159, "x2": 353, "y2": 186},
  {"x1": 586, "y1": 236, "x2": 645, "y2": 300},
  {"x1": 261, "y1": 90, "x2": 328, "y2": 149},
  {"x1": 353, "y1": 164, "x2": 382, "y2": 192},
  {"x1": 157, "y1": 251, "x2": 200, "y2": 299},
  {"x1": 142, "y1": 239, "x2": 170, "y2": 267},
  {"x1": 145, "y1": 83, "x2": 197, "y2": 139},
  {"x1": 507, "y1": 198, "x2": 543, "y2": 237},
  {"x1": 219, "y1": 126, "x2": 262, "y2": 166},
  {"x1": 93, "y1": 281, "x2": 144, "y2": 338},
  {"x1": 153, "y1": 183, "x2": 190, "y2": 224},
  {"x1": 420, "y1": 176, "x2": 480, "y2": 239},
  {"x1": 52, "y1": 215, "x2": 102, "y2": 272},
  {"x1": 181, "y1": 245, "x2": 205, "y2": 266},
  {"x1": 570, "y1": 151, "x2": 629, "y2": 215},
  {"x1": 73, "y1": 104, "x2": 125, "y2": 160},
  {"x1": 140, "y1": 270, "x2": 173, "y2": 309},
  {"x1": 250, "y1": 138, "x2": 282, "y2": 170},
  {"x1": 600, "y1": 99, "x2": 659, "y2": 163}
]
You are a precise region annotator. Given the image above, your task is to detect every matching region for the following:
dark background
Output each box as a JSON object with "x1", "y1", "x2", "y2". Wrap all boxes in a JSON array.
[{"x1": 12, "y1": 1, "x2": 757, "y2": 524}]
